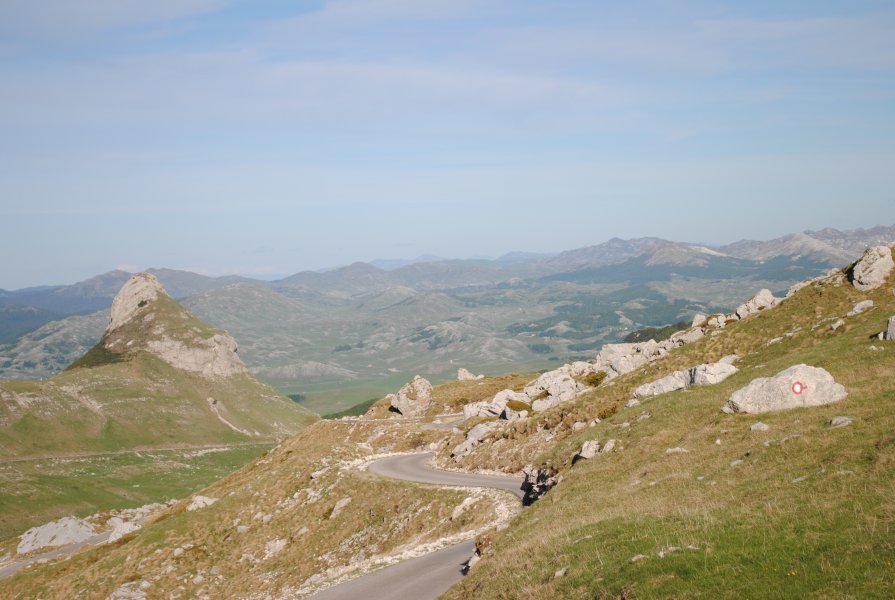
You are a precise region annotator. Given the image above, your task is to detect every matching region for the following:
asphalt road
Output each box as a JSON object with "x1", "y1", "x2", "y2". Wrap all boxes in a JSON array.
[{"x1": 311, "y1": 453, "x2": 523, "y2": 600}]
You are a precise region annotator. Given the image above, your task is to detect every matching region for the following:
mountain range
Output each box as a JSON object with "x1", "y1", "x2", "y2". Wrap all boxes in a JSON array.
[{"x1": 1, "y1": 225, "x2": 893, "y2": 413}]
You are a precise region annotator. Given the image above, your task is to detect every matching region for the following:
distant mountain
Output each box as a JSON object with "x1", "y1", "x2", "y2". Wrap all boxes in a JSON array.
[
  {"x1": 370, "y1": 254, "x2": 448, "y2": 271},
  {"x1": 720, "y1": 226, "x2": 895, "y2": 264}
]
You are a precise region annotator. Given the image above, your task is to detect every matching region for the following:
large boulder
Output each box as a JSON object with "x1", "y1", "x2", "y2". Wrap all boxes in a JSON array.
[
  {"x1": 633, "y1": 370, "x2": 689, "y2": 398},
  {"x1": 464, "y1": 389, "x2": 530, "y2": 419},
  {"x1": 735, "y1": 289, "x2": 779, "y2": 320},
  {"x1": 849, "y1": 246, "x2": 894, "y2": 291},
  {"x1": 389, "y1": 375, "x2": 433, "y2": 416},
  {"x1": 690, "y1": 362, "x2": 738, "y2": 386},
  {"x1": 521, "y1": 464, "x2": 560, "y2": 506},
  {"x1": 723, "y1": 364, "x2": 847, "y2": 414},
  {"x1": 525, "y1": 365, "x2": 590, "y2": 409}
]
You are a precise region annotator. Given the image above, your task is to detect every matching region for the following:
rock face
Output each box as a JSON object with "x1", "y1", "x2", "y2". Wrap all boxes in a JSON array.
[
  {"x1": 388, "y1": 375, "x2": 433, "y2": 416},
  {"x1": 107, "y1": 273, "x2": 163, "y2": 334},
  {"x1": 723, "y1": 364, "x2": 847, "y2": 414},
  {"x1": 17, "y1": 516, "x2": 96, "y2": 554},
  {"x1": 451, "y1": 421, "x2": 499, "y2": 460},
  {"x1": 735, "y1": 289, "x2": 779, "y2": 320},
  {"x1": 849, "y1": 246, "x2": 894, "y2": 291},
  {"x1": 457, "y1": 368, "x2": 484, "y2": 381},
  {"x1": 145, "y1": 334, "x2": 249, "y2": 380},
  {"x1": 103, "y1": 272, "x2": 249, "y2": 380},
  {"x1": 525, "y1": 362, "x2": 595, "y2": 411}
]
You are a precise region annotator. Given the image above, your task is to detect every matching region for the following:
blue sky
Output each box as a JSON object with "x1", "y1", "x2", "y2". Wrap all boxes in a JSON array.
[{"x1": 1, "y1": 0, "x2": 894, "y2": 288}]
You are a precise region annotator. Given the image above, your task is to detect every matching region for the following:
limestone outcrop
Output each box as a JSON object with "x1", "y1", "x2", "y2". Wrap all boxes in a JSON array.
[
  {"x1": 723, "y1": 364, "x2": 847, "y2": 414},
  {"x1": 145, "y1": 334, "x2": 249, "y2": 380},
  {"x1": 17, "y1": 516, "x2": 96, "y2": 555},
  {"x1": 388, "y1": 375, "x2": 433, "y2": 416},
  {"x1": 885, "y1": 316, "x2": 895, "y2": 341},
  {"x1": 849, "y1": 246, "x2": 894, "y2": 291},
  {"x1": 734, "y1": 289, "x2": 779, "y2": 320},
  {"x1": 464, "y1": 389, "x2": 530, "y2": 419},
  {"x1": 107, "y1": 273, "x2": 163, "y2": 333},
  {"x1": 457, "y1": 368, "x2": 484, "y2": 381}
]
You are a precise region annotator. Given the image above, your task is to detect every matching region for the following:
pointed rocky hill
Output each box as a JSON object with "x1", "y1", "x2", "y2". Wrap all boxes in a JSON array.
[{"x1": 0, "y1": 273, "x2": 317, "y2": 460}]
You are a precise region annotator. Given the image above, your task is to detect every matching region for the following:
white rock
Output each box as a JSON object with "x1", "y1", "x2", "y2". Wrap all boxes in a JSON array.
[
  {"x1": 830, "y1": 416, "x2": 853, "y2": 428},
  {"x1": 107, "y1": 273, "x2": 163, "y2": 334},
  {"x1": 389, "y1": 375, "x2": 433, "y2": 416},
  {"x1": 186, "y1": 495, "x2": 218, "y2": 512},
  {"x1": 849, "y1": 246, "x2": 894, "y2": 291},
  {"x1": 264, "y1": 538, "x2": 288, "y2": 559},
  {"x1": 633, "y1": 370, "x2": 689, "y2": 398},
  {"x1": 691, "y1": 313, "x2": 707, "y2": 328},
  {"x1": 885, "y1": 316, "x2": 895, "y2": 341},
  {"x1": 577, "y1": 440, "x2": 601, "y2": 460},
  {"x1": 329, "y1": 497, "x2": 352, "y2": 519},
  {"x1": 723, "y1": 364, "x2": 847, "y2": 414},
  {"x1": 107, "y1": 518, "x2": 140, "y2": 542},
  {"x1": 830, "y1": 319, "x2": 845, "y2": 331},
  {"x1": 847, "y1": 300, "x2": 874, "y2": 317},
  {"x1": 601, "y1": 439, "x2": 616, "y2": 454},
  {"x1": 107, "y1": 581, "x2": 149, "y2": 600},
  {"x1": 17, "y1": 516, "x2": 95, "y2": 555},
  {"x1": 750, "y1": 422, "x2": 770, "y2": 432},
  {"x1": 735, "y1": 289, "x2": 779, "y2": 320},
  {"x1": 689, "y1": 362, "x2": 738, "y2": 386},
  {"x1": 457, "y1": 368, "x2": 484, "y2": 381},
  {"x1": 665, "y1": 447, "x2": 689, "y2": 454}
]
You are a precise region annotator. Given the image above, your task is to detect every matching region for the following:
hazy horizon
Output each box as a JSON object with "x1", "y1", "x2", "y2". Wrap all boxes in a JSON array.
[{"x1": 2, "y1": 1, "x2": 894, "y2": 288}]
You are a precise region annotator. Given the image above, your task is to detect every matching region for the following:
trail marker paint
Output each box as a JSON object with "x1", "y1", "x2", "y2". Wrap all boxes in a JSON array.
[{"x1": 792, "y1": 381, "x2": 805, "y2": 395}]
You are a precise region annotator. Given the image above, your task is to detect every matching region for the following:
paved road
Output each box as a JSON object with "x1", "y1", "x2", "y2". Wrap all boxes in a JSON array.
[
  {"x1": 0, "y1": 532, "x2": 112, "y2": 581},
  {"x1": 311, "y1": 453, "x2": 523, "y2": 600}
]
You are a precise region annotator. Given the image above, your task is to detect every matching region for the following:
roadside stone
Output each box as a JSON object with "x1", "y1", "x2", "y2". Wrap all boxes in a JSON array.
[
  {"x1": 849, "y1": 246, "x2": 894, "y2": 291},
  {"x1": 389, "y1": 375, "x2": 433, "y2": 416},
  {"x1": 723, "y1": 364, "x2": 847, "y2": 414}
]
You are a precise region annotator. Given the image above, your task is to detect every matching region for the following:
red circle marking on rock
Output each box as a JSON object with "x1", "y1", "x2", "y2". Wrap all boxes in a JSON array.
[{"x1": 792, "y1": 381, "x2": 805, "y2": 395}]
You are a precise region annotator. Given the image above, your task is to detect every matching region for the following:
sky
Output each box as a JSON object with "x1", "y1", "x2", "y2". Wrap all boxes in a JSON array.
[{"x1": 1, "y1": 0, "x2": 894, "y2": 289}]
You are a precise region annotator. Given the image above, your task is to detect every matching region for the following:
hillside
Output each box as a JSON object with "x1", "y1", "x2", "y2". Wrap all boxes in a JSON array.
[
  {"x1": 3, "y1": 249, "x2": 893, "y2": 598},
  {"x1": 0, "y1": 274, "x2": 316, "y2": 539}
]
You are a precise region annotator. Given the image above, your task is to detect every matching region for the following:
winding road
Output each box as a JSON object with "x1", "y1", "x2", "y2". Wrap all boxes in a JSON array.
[{"x1": 310, "y1": 452, "x2": 523, "y2": 600}]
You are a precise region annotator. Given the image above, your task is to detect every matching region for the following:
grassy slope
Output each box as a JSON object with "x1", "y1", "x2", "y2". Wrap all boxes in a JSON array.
[
  {"x1": 2, "y1": 418, "x2": 509, "y2": 599},
  {"x1": 444, "y1": 266, "x2": 895, "y2": 598},
  {"x1": 0, "y1": 292, "x2": 318, "y2": 538}
]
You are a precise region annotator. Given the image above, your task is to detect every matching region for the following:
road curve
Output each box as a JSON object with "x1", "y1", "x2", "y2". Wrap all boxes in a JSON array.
[
  {"x1": 310, "y1": 453, "x2": 523, "y2": 600},
  {"x1": 0, "y1": 532, "x2": 112, "y2": 581}
]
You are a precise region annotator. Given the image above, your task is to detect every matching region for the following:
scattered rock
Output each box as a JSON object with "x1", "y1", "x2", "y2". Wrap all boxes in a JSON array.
[
  {"x1": 735, "y1": 289, "x2": 779, "y2": 320},
  {"x1": 631, "y1": 554, "x2": 648, "y2": 563},
  {"x1": 689, "y1": 362, "x2": 738, "y2": 386},
  {"x1": 107, "y1": 581, "x2": 149, "y2": 600},
  {"x1": 626, "y1": 398, "x2": 641, "y2": 408},
  {"x1": 665, "y1": 447, "x2": 689, "y2": 454},
  {"x1": 576, "y1": 440, "x2": 601, "y2": 460},
  {"x1": 466, "y1": 389, "x2": 530, "y2": 419},
  {"x1": 691, "y1": 313, "x2": 707, "y2": 328},
  {"x1": 572, "y1": 421, "x2": 587, "y2": 432},
  {"x1": 554, "y1": 567, "x2": 569, "y2": 578},
  {"x1": 723, "y1": 364, "x2": 847, "y2": 414},
  {"x1": 830, "y1": 319, "x2": 845, "y2": 331},
  {"x1": 634, "y1": 370, "x2": 689, "y2": 398},
  {"x1": 601, "y1": 439, "x2": 617, "y2": 454},
  {"x1": 389, "y1": 375, "x2": 433, "y2": 416},
  {"x1": 847, "y1": 300, "x2": 874, "y2": 317},
  {"x1": 186, "y1": 495, "x2": 218, "y2": 512},
  {"x1": 750, "y1": 422, "x2": 770, "y2": 432},
  {"x1": 830, "y1": 416, "x2": 853, "y2": 428},
  {"x1": 17, "y1": 517, "x2": 95, "y2": 555},
  {"x1": 106, "y1": 518, "x2": 140, "y2": 542},
  {"x1": 849, "y1": 246, "x2": 894, "y2": 291},
  {"x1": 457, "y1": 368, "x2": 484, "y2": 381},
  {"x1": 451, "y1": 421, "x2": 499, "y2": 460},
  {"x1": 264, "y1": 538, "x2": 288, "y2": 559},
  {"x1": 329, "y1": 497, "x2": 352, "y2": 519}
]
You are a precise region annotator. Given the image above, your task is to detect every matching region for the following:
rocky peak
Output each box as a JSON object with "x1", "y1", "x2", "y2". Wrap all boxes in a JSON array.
[
  {"x1": 107, "y1": 272, "x2": 164, "y2": 334},
  {"x1": 101, "y1": 272, "x2": 249, "y2": 380}
]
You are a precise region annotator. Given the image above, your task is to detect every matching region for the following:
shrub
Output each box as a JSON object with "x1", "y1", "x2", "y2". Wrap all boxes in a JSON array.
[
  {"x1": 505, "y1": 400, "x2": 532, "y2": 412},
  {"x1": 582, "y1": 371, "x2": 608, "y2": 387}
]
